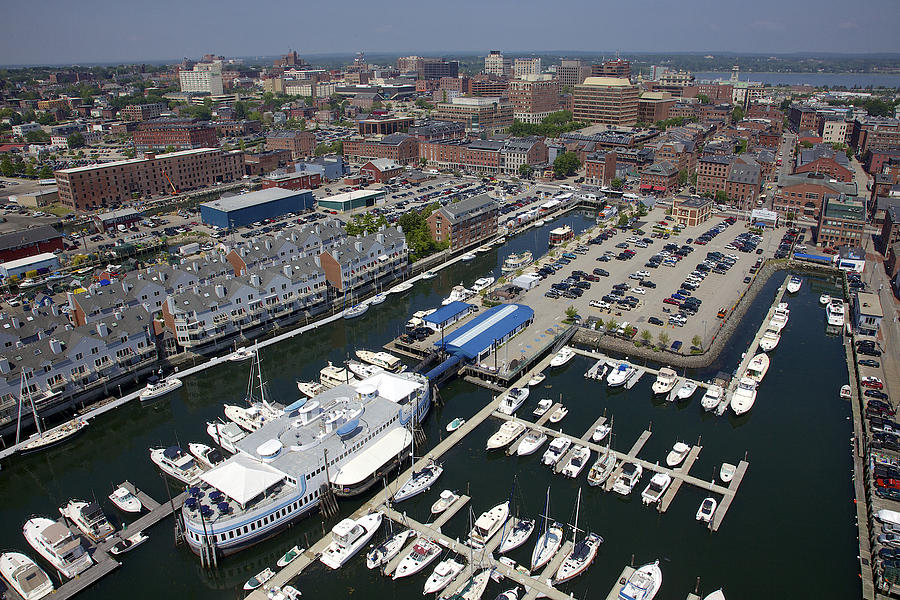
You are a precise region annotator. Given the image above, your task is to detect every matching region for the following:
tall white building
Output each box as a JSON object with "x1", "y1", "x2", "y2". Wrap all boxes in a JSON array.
[
  {"x1": 485, "y1": 50, "x2": 511, "y2": 77},
  {"x1": 513, "y1": 58, "x2": 541, "y2": 79},
  {"x1": 179, "y1": 61, "x2": 224, "y2": 95}
]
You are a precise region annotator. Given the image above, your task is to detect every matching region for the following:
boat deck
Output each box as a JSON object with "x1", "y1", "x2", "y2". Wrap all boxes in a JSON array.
[
  {"x1": 382, "y1": 494, "x2": 470, "y2": 576},
  {"x1": 624, "y1": 367, "x2": 645, "y2": 389},
  {"x1": 534, "y1": 403, "x2": 564, "y2": 428},
  {"x1": 604, "y1": 565, "x2": 636, "y2": 600},
  {"x1": 119, "y1": 480, "x2": 161, "y2": 511},
  {"x1": 581, "y1": 416, "x2": 608, "y2": 441},
  {"x1": 603, "y1": 429, "x2": 653, "y2": 492}
]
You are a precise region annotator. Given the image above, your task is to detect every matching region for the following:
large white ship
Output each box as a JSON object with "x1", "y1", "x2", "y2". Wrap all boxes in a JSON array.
[{"x1": 182, "y1": 370, "x2": 430, "y2": 557}]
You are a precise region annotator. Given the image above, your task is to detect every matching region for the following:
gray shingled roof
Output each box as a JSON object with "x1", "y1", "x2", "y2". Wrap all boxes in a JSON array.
[{"x1": 0, "y1": 225, "x2": 61, "y2": 252}]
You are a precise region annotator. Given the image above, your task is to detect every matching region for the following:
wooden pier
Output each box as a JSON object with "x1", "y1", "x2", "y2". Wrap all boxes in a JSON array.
[
  {"x1": 604, "y1": 429, "x2": 653, "y2": 492},
  {"x1": 604, "y1": 565, "x2": 636, "y2": 600},
  {"x1": 383, "y1": 495, "x2": 470, "y2": 576},
  {"x1": 659, "y1": 445, "x2": 702, "y2": 513},
  {"x1": 582, "y1": 416, "x2": 608, "y2": 441},
  {"x1": 520, "y1": 540, "x2": 574, "y2": 600},
  {"x1": 709, "y1": 460, "x2": 749, "y2": 532}
]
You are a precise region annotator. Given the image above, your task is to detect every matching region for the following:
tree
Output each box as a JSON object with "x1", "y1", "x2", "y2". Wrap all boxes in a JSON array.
[
  {"x1": 691, "y1": 334, "x2": 703, "y2": 350},
  {"x1": 640, "y1": 330, "x2": 653, "y2": 345},
  {"x1": 164, "y1": 145, "x2": 176, "y2": 154},
  {"x1": 518, "y1": 164, "x2": 533, "y2": 179},
  {"x1": 636, "y1": 203, "x2": 648, "y2": 217},
  {"x1": 0, "y1": 155, "x2": 15, "y2": 177},
  {"x1": 689, "y1": 172, "x2": 697, "y2": 185},
  {"x1": 610, "y1": 177, "x2": 623, "y2": 190},
  {"x1": 731, "y1": 106, "x2": 745, "y2": 123},
  {"x1": 564, "y1": 306, "x2": 578, "y2": 321},
  {"x1": 604, "y1": 319, "x2": 619, "y2": 332},
  {"x1": 123, "y1": 147, "x2": 136, "y2": 159},
  {"x1": 617, "y1": 213, "x2": 630, "y2": 227},
  {"x1": 553, "y1": 152, "x2": 580, "y2": 178},
  {"x1": 66, "y1": 132, "x2": 85, "y2": 149},
  {"x1": 736, "y1": 139, "x2": 747, "y2": 154},
  {"x1": 415, "y1": 98, "x2": 433, "y2": 110},
  {"x1": 38, "y1": 165, "x2": 53, "y2": 179},
  {"x1": 36, "y1": 112, "x2": 56, "y2": 126},
  {"x1": 25, "y1": 130, "x2": 50, "y2": 143},
  {"x1": 345, "y1": 213, "x2": 387, "y2": 236},
  {"x1": 714, "y1": 190, "x2": 728, "y2": 204},
  {"x1": 678, "y1": 168, "x2": 689, "y2": 186},
  {"x1": 697, "y1": 93, "x2": 711, "y2": 105},
  {"x1": 800, "y1": 140, "x2": 813, "y2": 149},
  {"x1": 658, "y1": 331, "x2": 670, "y2": 348}
]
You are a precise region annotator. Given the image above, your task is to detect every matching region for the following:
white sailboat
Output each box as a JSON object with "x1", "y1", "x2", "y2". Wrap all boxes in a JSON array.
[
  {"x1": 618, "y1": 560, "x2": 663, "y2": 600},
  {"x1": 14, "y1": 371, "x2": 88, "y2": 455},
  {"x1": 228, "y1": 346, "x2": 254, "y2": 362},
  {"x1": 366, "y1": 528, "x2": 413, "y2": 570},
  {"x1": 554, "y1": 489, "x2": 602, "y2": 583},
  {"x1": 393, "y1": 537, "x2": 442, "y2": 579},
  {"x1": 369, "y1": 292, "x2": 388, "y2": 305},
  {"x1": 531, "y1": 487, "x2": 564, "y2": 571},
  {"x1": 498, "y1": 518, "x2": 536, "y2": 554},
  {"x1": 320, "y1": 512, "x2": 383, "y2": 569}
]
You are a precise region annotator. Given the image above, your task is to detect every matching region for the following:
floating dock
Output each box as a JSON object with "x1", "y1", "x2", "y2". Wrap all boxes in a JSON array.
[{"x1": 605, "y1": 565, "x2": 637, "y2": 600}]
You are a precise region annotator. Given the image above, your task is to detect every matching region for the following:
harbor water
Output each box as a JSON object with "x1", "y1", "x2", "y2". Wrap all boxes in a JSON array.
[{"x1": 0, "y1": 212, "x2": 859, "y2": 599}]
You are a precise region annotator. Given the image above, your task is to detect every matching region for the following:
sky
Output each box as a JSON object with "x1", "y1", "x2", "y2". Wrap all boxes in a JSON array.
[{"x1": 2, "y1": 0, "x2": 899, "y2": 65}]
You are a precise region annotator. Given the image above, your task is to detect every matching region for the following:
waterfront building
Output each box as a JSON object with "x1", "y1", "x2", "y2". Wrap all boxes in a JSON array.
[
  {"x1": 261, "y1": 171, "x2": 322, "y2": 191},
  {"x1": 817, "y1": 194, "x2": 866, "y2": 249},
  {"x1": 319, "y1": 227, "x2": 408, "y2": 293},
  {"x1": 852, "y1": 291, "x2": 883, "y2": 336},
  {"x1": 0, "y1": 225, "x2": 64, "y2": 263},
  {"x1": 584, "y1": 152, "x2": 617, "y2": 187},
  {"x1": 774, "y1": 172, "x2": 857, "y2": 221},
  {"x1": 265, "y1": 131, "x2": 316, "y2": 160},
  {"x1": 200, "y1": 188, "x2": 315, "y2": 229},
  {"x1": 317, "y1": 190, "x2": 385, "y2": 213},
  {"x1": 427, "y1": 194, "x2": 498, "y2": 250},
  {"x1": 639, "y1": 161, "x2": 679, "y2": 195}
]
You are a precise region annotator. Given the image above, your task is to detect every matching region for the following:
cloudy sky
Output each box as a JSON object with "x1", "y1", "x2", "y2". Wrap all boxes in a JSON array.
[{"x1": 2, "y1": 0, "x2": 898, "y2": 65}]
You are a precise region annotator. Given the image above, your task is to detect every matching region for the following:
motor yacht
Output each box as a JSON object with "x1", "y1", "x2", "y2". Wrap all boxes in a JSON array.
[
  {"x1": 641, "y1": 472, "x2": 672, "y2": 505},
  {"x1": 393, "y1": 462, "x2": 443, "y2": 503},
  {"x1": 651, "y1": 368, "x2": 677, "y2": 395},
  {"x1": 502, "y1": 251, "x2": 533, "y2": 272},
  {"x1": 0, "y1": 552, "x2": 54, "y2": 600},
  {"x1": 700, "y1": 384, "x2": 723, "y2": 412},
  {"x1": 149, "y1": 446, "x2": 204, "y2": 484},
  {"x1": 561, "y1": 446, "x2": 591, "y2": 478},
  {"x1": 498, "y1": 388, "x2": 530, "y2": 415},
  {"x1": 758, "y1": 328, "x2": 780, "y2": 352},
  {"x1": 618, "y1": 560, "x2": 662, "y2": 600},
  {"x1": 423, "y1": 558, "x2": 465, "y2": 594},
  {"x1": 224, "y1": 403, "x2": 272, "y2": 432},
  {"x1": 139, "y1": 375, "x2": 182, "y2": 402},
  {"x1": 366, "y1": 528, "x2": 413, "y2": 570},
  {"x1": 442, "y1": 284, "x2": 474, "y2": 306},
  {"x1": 744, "y1": 353, "x2": 770, "y2": 384},
  {"x1": 355, "y1": 350, "x2": 403, "y2": 372},
  {"x1": 729, "y1": 377, "x2": 758, "y2": 416},
  {"x1": 786, "y1": 276, "x2": 802, "y2": 294},
  {"x1": 607, "y1": 363, "x2": 637, "y2": 387},
  {"x1": 206, "y1": 420, "x2": 246, "y2": 453},
  {"x1": 108, "y1": 486, "x2": 142, "y2": 513},
  {"x1": 542, "y1": 437, "x2": 571, "y2": 466},
  {"x1": 468, "y1": 502, "x2": 510, "y2": 549},
  {"x1": 591, "y1": 423, "x2": 611, "y2": 443},
  {"x1": 296, "y1": 380, "x2": 327, "y2": 398},
  {"x1": 612, "y1": 462, "x2": 643, "y2": 495},
  {"x1": 22, "y1": 517, "x2": 93, "y2": 579},
  {"x1": 533, "y1": 398, "x2": 553, "y2": 417},
  {"x1": 665, "y1": 442, "x2": 690, "y2": 467},
  {"x1": 827, "y1": 299, "x2": 845, "y2": 328},
  {"x1": 320, "y1": 512, "x2": 383, "y2": 569},
  {"x1": 188, "y1": 443, "x2": 225, "y2": 469},
  {"x1": 696, "y1": 497, "x2": 717, "y2": 523},
  {"x1": 516, "y1": 431, "x2": 548, "y2": 456},
  {"x1": 59, "y1": 500, "x2": 114, "y2": 542},
  {"x1": 527, "y1": 372, "x2": 546, "y2": 387},
  {"x1": 550, "y1": 346, "x2": 576, "y2": 368},
  {"x1": 548, "y1": 405, "x2": 568, "y2": 423},
  {"x1": 487, "y1": 421, "x2": 526, "y2": 451},
  {"x1": 471, "y1": 277, "x2": 496, "y2": 292},
  {"x1": 498, "y1": 518, "x2": 536, "y2": 553},
  {"x1": 431, "y1": 490, "x2": 460, "y2": 515},
  {"x1": 769, "y1": 302, "x2": 790, "y2": 332},
  {"x1": 675, "y1": 380, "x2": 698, "y2": 400},
  {"x1": 320, "y1": 362, "x2": 358, "y2": 388},
  {"x1": 587, "y1": 448, "x2": 617, "y2": 487}
]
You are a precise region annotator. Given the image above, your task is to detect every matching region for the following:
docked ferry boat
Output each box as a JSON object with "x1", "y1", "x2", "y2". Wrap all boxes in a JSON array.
[
  {"x1": 182, "y1": 370, "x2": 430, "y2": 557},
  {"x1": 548, "y1": 225, "x2": 574, "y2": 246}
]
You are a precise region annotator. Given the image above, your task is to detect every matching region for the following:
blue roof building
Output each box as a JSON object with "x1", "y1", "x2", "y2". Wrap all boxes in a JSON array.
[
  {"x1": 436, "y1": 303, "x2": 534, "y2": 361},
  {"x1": 424, "y1": 301, "x2": 475, "y2": 330}
]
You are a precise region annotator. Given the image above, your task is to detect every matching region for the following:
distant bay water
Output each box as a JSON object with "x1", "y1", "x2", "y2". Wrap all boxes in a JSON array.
[{"x1": 694, "y1": 71, "x2": 900, "y2": 88}]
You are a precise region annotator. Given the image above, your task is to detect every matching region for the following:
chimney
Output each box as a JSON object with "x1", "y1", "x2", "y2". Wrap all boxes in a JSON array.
[
  {"x1": 265, "y1": 240, "x2": 272, "y2": 251},
  {"x1": 250, "y1": 274, "x2": 261, "y2": 287},
  {"x1": 0, "y1": 357, "x2": 8, "y2": 374},
  {"x1": 314, "y1": 256, "x2": 321, "y2": 268},
  {"x1": 283, "y1": 265, "x2": 292, "y2": 277},
  {"x1": 10, "y1": 316, "x2": 20, "y2": 328},
  {"x1": 166, "y1": 296, "x2": 175, "y2": 313},
  {"x1": 96, "y1": 322, "x2": 109, "y2": 337},
  {"x1": 49, "y1": 339, "x2": 63, "y2": 354},
  {"x1": 215, "y1": 284, "x2": 226, "y2": 299},
  {"x1": 354, "y1": 241, "x2": 363, "y2": 252},
  {"x1": 50, "y1": 303, "x2": 59, "y2": 317},
  {"x1": 376, "y1": 233, "x2": 385, "y2": 244},
  {"x1": 115, "y1": 310, "x2": 123, "y2": 320}
]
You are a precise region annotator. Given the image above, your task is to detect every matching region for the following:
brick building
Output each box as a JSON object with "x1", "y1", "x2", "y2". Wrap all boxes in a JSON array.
[
  {"x1": 266, "y1": 130, "x2": 316, "y2": 160},
  {"x1": 818, "y1": 194, "x2": 866, "y2": 249},
  {"x1": 132, "y1": 119, "x2": 218, "y2": 152},
  {"x1": 360, "y1": 159, "x2": 403, "y2": 183},
  {"x1": 261, "y1": 171, "x2": 322, "y2": 191},
  {"x1": 788, "y1": 105, "x2": 818, "y2": 132},
  {"x1": 121, "y1": 103, "x2": 167, "y2": 121},
  {"x1": 673, "y1": 195, "x2": 713, "y2": 227},
  {"x1": 357, "y1": 116, "x2": 414, "y2": 136},
  {"x1": 342, "y1": 133, "x2": 420, "y2": 165},
  {"x1": 639, "y1": 161, "x2": 679, "y2": 194},
  {"x1": 407, "y1": 120, "x2": 467, "y2": 142},
  {"x1": 724, "y1": 158, "x2": 762, "y2": 211},
  {"x1": 591, "y1": 58, "x2": 631, "y2": 79},
  {"x1": 508, "y1": 76, "x2": 559, "y2": 124},
  {"x1": 774, "y1": 172, "x2": 858, "y2": 220},
  {"x1": 880, "y1": 205, "x2": 900, "y2": 254},
  {"x1": 469, "y1": 74, "x2": 509, "y2": 98},
  {"x1": 214, "y1": 120, "x2": 262, "y2": 137},
  {"x1": 573, "y1": 77, "x2": 639, "y2": 126},
  {"x1": 0, "y1": 225, "x2": 64, "y2": 263},
  {"x1": 696, "y1": 154, "x2": 733, "y2": 197},
  {"x1": 433, "y1": 97, "x2": 514, "y2": 136},
  {"x1": 55, "y1": 148, "x2": 245, "y2": 210},
  {"x1": 244, "y1": 149, "x2": 293, "y2": 176},
  {"x1": 584, "y1": 152, "x2": 617, "y2": 187},
  {"x1": 426, "y1": 194, "x2": 498, "y2": 250},
  {"x1": 793, "y1": 144, "x2": 853, "y2": 182},
  {"x1": 638, "y1": 93, "x2": 676, "y2": 124}
]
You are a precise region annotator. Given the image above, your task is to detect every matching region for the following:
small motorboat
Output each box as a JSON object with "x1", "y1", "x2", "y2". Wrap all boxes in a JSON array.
[
  {"x1": 548, "y1": 405, "x2": 568, "y2": 423},
  {"x1": 347, "y1": 360, "x2": 383, "y2": 380},
  {"x1": 591, "y1": 423, "x2": 611, "y2": 443},
  {"x1": 641, "y1": 472, "x2": 672, "y2": 505},
  {"x1": 243, "y1": 567, "x2": 275, "y2": 591},
  {"x1": 110, "y1": 531, "x2": 149, "y2": 555},
  {"x1": 729, "y1": 377, "x2": 758, "y2": 416},
  {"x1": 487, "y1": 421, "x2": 526, "y2": 451},
  {"x1": 542, "y1": 437, "x2": 572, "y2": 466},
  {"x1": 675, "y1": 380, "x2": 698, "y2": 400},
  {"x1": 446, "y1": 417, "x2": 466, "y2": 432},
  {"x1": 498, "y1": 518, "x2": 536, "y2": 553},
  {"x1": 651, "y1": 367, "x2": 678, "y2": 395},
  {"x1": 786, "y1": 276, "x2": 802, "y2": 294},
  {"x1": 494, "y1": 588, "x2": 521, "y2": 600},
  {"x1": 277, "y1": 545, "x2": 304, "y2": 567},
  {"x1": 471, "y1": 276, "x2": 495, "y2": 292},
  {"x1": 696, "y1": 497, "x2": 717, "y2": 523},
  {"x1": 498, "y1": 388, "x2": 530, "y2": 415},
  {"x1": 423, "y1": 558, "x2": 465, "y2": 594},
  {"x1": 533, "y1": 398, "x2": 553, "y2": 417},
  {"x1": 758, "y1": 328, "x2": 780, "y2": 352},
  {"x1": 665, "y1": 442, "x2": 690, "y2": 467},
  {"x1": 719, "y1": 463, "x2": 736, "y2": 483},
  {"x1": 392, "y1": 537, "x2": 441, "y2": 580},
  {"x1": 607, "y1": 363, "x2": 637, "y2": 387},
  {"x1": 422, "y1": 270, "x2": 438, "y2": 280},
  {"x1": 343, "y1": 302, "x2": 369, "y2": 319},
  {"x1": 366, "y1": 529, "x2": 413, "y2": 570},
  {"x1": 840, "y1": 385, "x2": 851, "y2": 399},
  {"x1": 320, "y1": 513, "x2": 384, "y2": 569},
  {"x1": 819, "y1": 294, "x2": 832, "y2": 306},
  {"x1": 528, "y1": 373, "x2": 546, "y2": 387},
  {"x1": 549, "y1": 346, "x2": 576, "y2": 368},
  {"x1": 391, "y1": 281, "x2": 414, "y2": 295},
  {"x1": 228, "y1": 347, "x2": 254, "y2": 362},
  {"x1": 703, "y1": 589, "x2": 726, "y2": 600},
  {"x1": 188, "y1": 442, "x2": 225, "y2": 469},
  {"x1": 108, "y1": 486, "x2": 142, "y2": 513},
  {"x1": 744, "y1": 353, "x2": 770, "y2": 384},
  {"x1": 460, "y1": 253, "x2": 477, "y2": 262},
  {"x1": 431, "y1": 490, "x2": 459, "y2": 515},
  {"x1": 267, "y1": 586, "x2": 302, "y2": 600},
  {"x1": 561, "y1": 446, "x2": 591, "y2": 478},
  {"x1": 612, "y1": 462, "x2": 643, "y2": 496},
  {"x1": 516, "y1": 431, "x2": 547, "y2": 456},
  {"x1": 618, "y1": 560, "x2": 662, "y2": 600},
  {"x1": 369, "y1": 293, "x2": 387, "y2": 305},
  {"x1": 701, "y1": 384, "x2": 723, "y2": 412}
]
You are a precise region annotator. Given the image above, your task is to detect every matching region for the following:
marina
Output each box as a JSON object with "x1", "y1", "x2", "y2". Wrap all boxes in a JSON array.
[{"x1": 0, "y1": 212, "x2": 861, "y2": 600}]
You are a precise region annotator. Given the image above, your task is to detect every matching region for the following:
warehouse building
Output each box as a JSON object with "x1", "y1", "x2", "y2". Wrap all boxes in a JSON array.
[
  {"x1": 200, "y1": 188, "x2": 314, "y2": 229},
  {"x1": 318, "y1": 189, "x2": 385, "y2": 212},
  {"x1": 0, "y1": 252, "x2": 60, "y2": 280}
]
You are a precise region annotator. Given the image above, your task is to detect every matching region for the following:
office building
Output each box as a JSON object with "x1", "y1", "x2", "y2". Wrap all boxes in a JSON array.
[
  {"x1": 573, "y1": 77, "x2": 639, "y2": 126},
  {"x1": 433, "y1": 96, "x2": 514, "y2": 136},
  {"x1": 591, "y1": 58, "x2": 631, "y2": 79},
  {"x1": 179, "y1": 61, "x2": 224, "y2": 95},
  {"x1": 266, "y1": 130, "x2": 316, "y2": 160},
  {"x1": 132, "y1": 119, "x2": 218, "y2": 152},
  {"x1": 508, "y1": 75, "x2": 559, "y2": 124},
  {"x1": 557, "y1": 59, "x2": 590, "y2": 88},
  {"x1": 513, "y1": 58, "x2": 541, "y2": 78},
  {"x1": 485, "y1": 51, "x2": 511, "y2": 77},
  {"x1": 818, "y1": 194, "x2": 866, "y2": 249}
]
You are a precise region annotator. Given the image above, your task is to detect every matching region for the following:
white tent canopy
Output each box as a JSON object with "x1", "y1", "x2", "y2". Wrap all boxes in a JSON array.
[{"x1": 200, "y1": 456, "x2": 285, "y2": 507}]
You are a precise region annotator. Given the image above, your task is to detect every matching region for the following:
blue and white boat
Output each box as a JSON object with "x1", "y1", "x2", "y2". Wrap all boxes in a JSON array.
[{"x1": 182, "y1": 370, "x2": 430, "y2": 557}]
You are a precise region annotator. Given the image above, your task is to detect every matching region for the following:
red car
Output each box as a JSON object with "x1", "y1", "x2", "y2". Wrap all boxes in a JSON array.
[
  {"x1": 663, "y1": 298, "x2": 681, "y2": 306},
  {"x1": 862, "y1": 377, "x2": 884, "y2": 389}
]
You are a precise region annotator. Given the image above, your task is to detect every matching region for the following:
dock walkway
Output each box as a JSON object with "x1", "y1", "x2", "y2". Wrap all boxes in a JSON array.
[
  {"x1": 659, "y1": 445, "x2": 702, "y2": 512},
  {"x1": 520, "y1": 540, "x2": 574, "y2": 600},
  {"x1": 604, "y1": 565, "x2": 636, "y2": 600},
  {"x1": 709, "y1": 460, "x2": 749, "y2": 532}
]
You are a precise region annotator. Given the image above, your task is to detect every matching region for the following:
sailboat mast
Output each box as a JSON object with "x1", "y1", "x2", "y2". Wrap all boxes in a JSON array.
[
  {"x1": 14, "y1": 372, "x2": 25, "y2": 445},
  {"x1": 572, "y1": 488, "x2": 582, "y2": 542}
]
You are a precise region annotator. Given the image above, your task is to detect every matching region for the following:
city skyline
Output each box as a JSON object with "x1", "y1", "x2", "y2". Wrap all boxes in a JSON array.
[{"x1": 2, "y1": 0, "x2": 899, "y2": 66}]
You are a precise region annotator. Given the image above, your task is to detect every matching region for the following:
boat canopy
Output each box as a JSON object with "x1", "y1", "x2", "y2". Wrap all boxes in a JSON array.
[
  {"x1": 353, "y1": 371, "x2": 420, "y2": 403},
  {"x1": 336, "y1": 418, "x2": 360, "y2": 437},
  {"x1": 283, "y1": 398, "x2": 307, "y2": 413},
  {"x1": 200, "y1": 455, "x2": 285, "y2": 506},
  {"x1": 330, "y1": 428, "x2": 412, "y2": 487}
]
